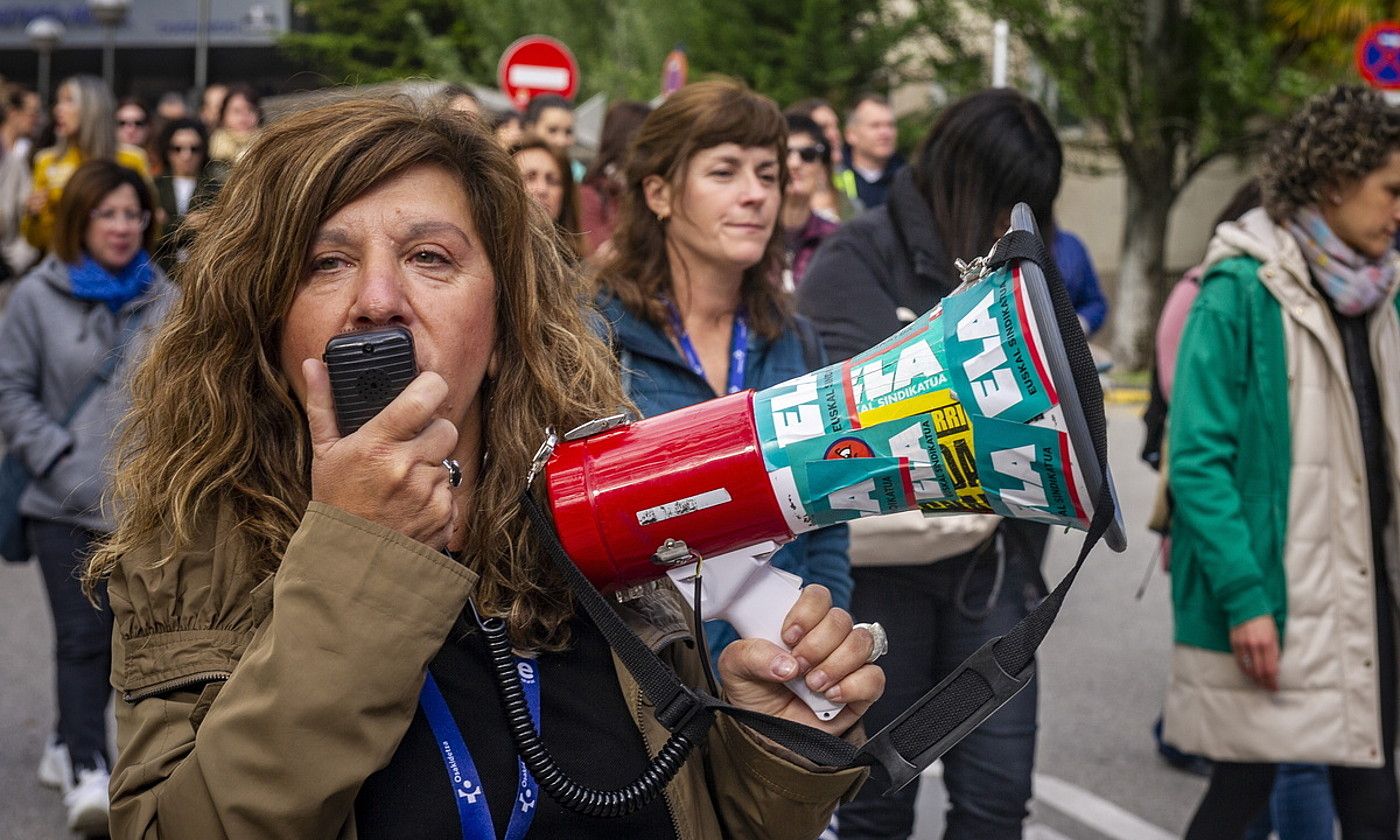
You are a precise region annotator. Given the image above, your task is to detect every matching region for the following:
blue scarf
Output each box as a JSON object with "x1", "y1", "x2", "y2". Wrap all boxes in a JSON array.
[{"x1": 69, "y1": 250, "x2": 155, "y2": 313}]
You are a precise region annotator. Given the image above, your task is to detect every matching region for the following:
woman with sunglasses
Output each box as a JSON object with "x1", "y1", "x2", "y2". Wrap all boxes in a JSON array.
[
  {"x1": 153, "y1": 117, "x2": 217, "y2": 272},
  {"x1": 115, "y1": 98, "x2": 150, "y2": 156},
  {"x1": 23, "y1": 76, "x2": 152, "y2": 254},
  {"x1": 780, "y1": 114, "x2": 839, "y2": 290},
  {"x1": 0, "y1": 159, "x2": 169, "y2": 834}
]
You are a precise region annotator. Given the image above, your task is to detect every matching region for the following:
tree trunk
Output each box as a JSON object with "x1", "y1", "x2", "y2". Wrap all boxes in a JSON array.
[{"x1": 1112, "y1": 168, "x2": 1176, "y2": 371}]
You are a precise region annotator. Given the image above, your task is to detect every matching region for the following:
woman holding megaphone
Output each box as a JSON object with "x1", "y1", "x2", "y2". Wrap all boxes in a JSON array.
[
  {"x1": 84, "y1": 99, "x2": 881, "y2": 839},
  {"x1": 1170, "y1": 86, "x2": 1400, "y2": 838}
]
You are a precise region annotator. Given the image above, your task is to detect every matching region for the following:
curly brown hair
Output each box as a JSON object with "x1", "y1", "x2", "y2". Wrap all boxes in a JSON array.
[
  {"x1": 1260, "y1": 85, "x2": 1400, "y2": 221},
  {"x1": 86, "y1": 97, "x2": 629, "y2": 650},
  {"x1": 595, "y1": 78, "x2": 791, "y2": 340}
]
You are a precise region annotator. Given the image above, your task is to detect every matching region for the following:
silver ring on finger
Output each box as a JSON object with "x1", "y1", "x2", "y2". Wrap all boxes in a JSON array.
[
  {"x1": 442, "y1": 458, "x2": 462, "y2": 488},
  {"x1": 854, "y1": 621, "x2": 888, "y2": 664}
]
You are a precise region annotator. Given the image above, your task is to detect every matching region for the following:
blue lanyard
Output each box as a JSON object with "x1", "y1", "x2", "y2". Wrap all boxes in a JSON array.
[
  {"x1": 419, "y1": 658, "x2": 542, "y2": 840},
  {"x1": 664, "y1": 299, "x2": 748, "y2": 394}
]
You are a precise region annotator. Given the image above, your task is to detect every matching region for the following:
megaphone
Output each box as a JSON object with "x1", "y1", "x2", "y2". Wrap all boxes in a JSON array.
[{"x1": 544, "y1": 205, "x2": 1126, "y2": 718}]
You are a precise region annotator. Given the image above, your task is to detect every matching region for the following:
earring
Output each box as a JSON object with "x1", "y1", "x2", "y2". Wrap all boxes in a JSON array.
[
  {"x1": 656, "y1": 212, "x2": 669, "y2": 223},
  {"x1": 1332, "y1": 193, "x2": 1344, "y2": 205}
]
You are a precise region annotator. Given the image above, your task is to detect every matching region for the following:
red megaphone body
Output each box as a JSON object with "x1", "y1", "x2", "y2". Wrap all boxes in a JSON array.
[{"x1": 547, "y1": 391, "x2": 793, "y2": 592}]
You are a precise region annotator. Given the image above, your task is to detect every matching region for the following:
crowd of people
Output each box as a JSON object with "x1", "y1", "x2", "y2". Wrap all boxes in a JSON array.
[{"x1": 0, "y1": 67, "x2": 1396, "y2": 840}]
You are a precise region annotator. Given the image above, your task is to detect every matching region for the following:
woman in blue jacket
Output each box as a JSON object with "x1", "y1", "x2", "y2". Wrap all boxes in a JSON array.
[{"x1": 593, "y1": 79, "x2": 852, "y2": 663}]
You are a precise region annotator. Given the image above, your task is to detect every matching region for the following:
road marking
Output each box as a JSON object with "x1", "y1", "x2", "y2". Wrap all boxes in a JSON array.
[
  {"x1": 1033, "y1": 773, "x2": 1176, "y2": 840},
  {"x1": 920, "y1": 762, "x2": 1176, "y2": 840}
]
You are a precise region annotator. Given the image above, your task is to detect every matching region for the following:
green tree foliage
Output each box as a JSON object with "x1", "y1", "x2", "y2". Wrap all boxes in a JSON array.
[
  {"x1": 281, "y1": 1, "x2": 473, "y2": 84},
  {"x1": 1270, "y1": 0, "x2": 1400, "y2": 70},
  {"x1": 979, "y1": 0, "x2": 1330, "y2": 367},
  {"x1": 284, "y1": 0, "x2": 963, "y2": 109}
]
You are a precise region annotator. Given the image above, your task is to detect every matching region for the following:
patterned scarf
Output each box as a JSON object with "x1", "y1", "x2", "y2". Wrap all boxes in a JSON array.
[
  {"x1": 68, "y1": 250, "x2": 155, "y2": 313},
  {"x1": 1287, "y1": 208, "x2": 1397, "y2": 316}
]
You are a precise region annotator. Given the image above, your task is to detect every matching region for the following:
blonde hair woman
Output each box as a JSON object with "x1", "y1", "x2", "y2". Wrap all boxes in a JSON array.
[
  {"x1": 23, "y1": 75, "x2": 151, "y2": 253},
  {"x1": 88, "y1": 98, "x2": 880, "y2": 839}
]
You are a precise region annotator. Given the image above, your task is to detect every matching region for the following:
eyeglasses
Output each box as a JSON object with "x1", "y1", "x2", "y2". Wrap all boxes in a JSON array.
[
  {"x1": 788, "y1": 144, "x2": 826, "y2": 164},
  {"x1": 90, "y1": 208, "x2": 152, "y2": 229},
  {"x1": 117, "y1": 118, "x2": 147, "y2": 128},
  {"x1": 170, "y1": 144, "x2": 203, "y2": 154}
]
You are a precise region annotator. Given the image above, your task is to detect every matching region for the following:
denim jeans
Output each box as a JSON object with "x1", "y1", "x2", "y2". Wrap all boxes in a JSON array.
[
  {"x1": 29, "y1": 518, "x2": 111, "y2": 773},
  {"x1": 1242, "y1": 764, "x2": 1335, "y2": 840},
  {"x1": 837, "y1": 537, "x2": 1040, "y2": 840}
]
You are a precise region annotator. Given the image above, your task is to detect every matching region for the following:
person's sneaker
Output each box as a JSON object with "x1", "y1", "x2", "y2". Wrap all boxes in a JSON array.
[
  {"x1": 36, "y1": 735, "x2": 70, "y2": 790},
  {"x1": 63, "y1": 758, "x2": 111, "y2": 835}
]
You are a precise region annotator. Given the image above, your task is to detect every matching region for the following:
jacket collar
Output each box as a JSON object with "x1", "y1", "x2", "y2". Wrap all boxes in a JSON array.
[
  {"x1": 1208, "y1": 207, "x2": 1400, "y2": 385},
  {"x1": 597, "y1": 291, "x2": 774, "y2": 366},
  {"x1": 37, "y1": 252, "x2": 172, "y2": 315},
  {"x1": 1209, "y1": 205, "x2": 1394, "y2": 327},
  {"x1": 790, "y1": 212, "x2": 839, "y2": 249},
  {"x1": 596, "y1": 293, "x2": 678, "y2": 365},
  {"x1": 886, "y1": 167, "x2": 957, "y2": 297}
]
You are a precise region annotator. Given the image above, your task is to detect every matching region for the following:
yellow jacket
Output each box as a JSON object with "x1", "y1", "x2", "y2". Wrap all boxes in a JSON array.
[{"x1": 22, "y1": 144, "x2": 152, "y2": 253}]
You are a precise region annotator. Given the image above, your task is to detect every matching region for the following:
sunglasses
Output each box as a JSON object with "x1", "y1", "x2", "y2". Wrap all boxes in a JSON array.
[
  {"x1": 118, "y1": 118, "x2": 147, "y2": 128},
  {"x1": 171, "y1": 144, "x2": 203, "y2": 154},
  {"x1": 789, "y1": 144, "x2": 826, "y2": 164}
]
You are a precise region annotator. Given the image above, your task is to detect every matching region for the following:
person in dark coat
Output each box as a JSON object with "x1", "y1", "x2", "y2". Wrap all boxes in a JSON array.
[
  {"x1": 151, "y1": 117, "x2": 217, "y2": 273},
  {"x1": 798, "y1": 88, "x2": 1064, "y2": 840}
]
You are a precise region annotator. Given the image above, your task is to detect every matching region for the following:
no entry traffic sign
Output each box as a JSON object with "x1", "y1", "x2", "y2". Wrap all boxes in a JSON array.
[
  {"x1": 498, "y1": 35, "x2": 580, "y2": 106},
  {"x1": 1357, "y1": 22, "x2": 1400, "y2": 90}
]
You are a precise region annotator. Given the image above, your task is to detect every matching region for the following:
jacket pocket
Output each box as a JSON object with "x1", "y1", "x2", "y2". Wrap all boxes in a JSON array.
[{"x1": 189, "y1": 680, "x2": 226, "y2": 734}]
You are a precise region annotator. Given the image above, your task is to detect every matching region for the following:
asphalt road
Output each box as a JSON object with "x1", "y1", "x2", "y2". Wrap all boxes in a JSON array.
[{"x1": 0, "y1": 403, "x2": 1207, "y2": 839}]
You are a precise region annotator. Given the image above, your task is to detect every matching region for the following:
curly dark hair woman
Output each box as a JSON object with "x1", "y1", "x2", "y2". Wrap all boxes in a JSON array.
[
  {"x1": 1259, "y1": 85, "x2": 1400, "y2": 222},
  {"x1": 1170, "y1": 84, "x2": 1400, "y2": 838}
]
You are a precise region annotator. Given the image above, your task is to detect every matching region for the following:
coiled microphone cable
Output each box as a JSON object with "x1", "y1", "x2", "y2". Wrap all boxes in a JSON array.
[{"x1": 472, "y1": 603, "x2": 702, "y2": 817}]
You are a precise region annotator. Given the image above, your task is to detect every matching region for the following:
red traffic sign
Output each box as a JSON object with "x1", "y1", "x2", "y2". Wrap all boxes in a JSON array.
[
  {"x1": 1357, "y1": 22, "x2": 1400, "y2": 90},
  {"x1": 498, "y1": 35, "x2": 579, "y2": 107}
]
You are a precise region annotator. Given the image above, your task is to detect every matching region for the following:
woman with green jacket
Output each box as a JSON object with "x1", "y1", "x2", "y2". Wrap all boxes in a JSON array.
[{"x1": 1166, "y1": 86, "x2": 1400, "y2": 838}]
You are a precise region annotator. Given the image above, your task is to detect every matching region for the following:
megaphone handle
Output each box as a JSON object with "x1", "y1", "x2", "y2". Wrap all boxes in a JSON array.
[{"x1": 716, "y1": 563, "x2": 846, "y2": 721}]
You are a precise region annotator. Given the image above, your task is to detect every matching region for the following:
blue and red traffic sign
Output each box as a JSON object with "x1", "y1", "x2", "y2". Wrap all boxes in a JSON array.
[{"x1": 1357, "y1": 22, "x2": 1400, "y2": 90}]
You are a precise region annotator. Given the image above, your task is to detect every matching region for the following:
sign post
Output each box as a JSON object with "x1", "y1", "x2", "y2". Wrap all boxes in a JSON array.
[
  {"x1": 498, "y1": 35, "x2": 580, "y2": 108},
  {"x1": 1357, "y1": 22, "x2": 1400, "y2": 90},
  {"x1": 662, "y1": 47, "x2": 688, "y2": 98}
]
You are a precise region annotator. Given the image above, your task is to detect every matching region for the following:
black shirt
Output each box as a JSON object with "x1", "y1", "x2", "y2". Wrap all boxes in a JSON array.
[
  {"x1": 1321, "y1": 292, "x2": 1393, "y2": 566},
  {"x1": 355, "y1": 611, "x2": 679, "y2": 840}
]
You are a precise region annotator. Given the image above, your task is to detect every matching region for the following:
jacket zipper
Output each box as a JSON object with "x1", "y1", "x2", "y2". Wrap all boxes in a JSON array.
[
  {"x1": 632, "y1": 672, "x2": 683, "y2": 840},
  {"x1": 123, "y1": 669, "x2": 231, "y2": 702}
]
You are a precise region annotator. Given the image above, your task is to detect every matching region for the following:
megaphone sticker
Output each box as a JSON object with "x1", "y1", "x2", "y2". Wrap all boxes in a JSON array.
[{"x1": 754, "y1": 262, "x2": 1090, "y2": 533}]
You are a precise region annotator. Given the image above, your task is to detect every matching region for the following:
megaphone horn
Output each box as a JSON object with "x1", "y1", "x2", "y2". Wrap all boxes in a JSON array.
[{"x1": 544, "y1": 203, "x2": 1126, "y2": 718}]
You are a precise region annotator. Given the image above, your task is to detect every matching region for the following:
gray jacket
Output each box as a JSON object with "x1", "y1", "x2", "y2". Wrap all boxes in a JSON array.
[{"x1": 0, "y1": 254, "x2": 170, "y2": 532}]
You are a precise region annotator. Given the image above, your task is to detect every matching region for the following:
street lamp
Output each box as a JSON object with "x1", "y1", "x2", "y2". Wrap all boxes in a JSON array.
[
  {"x1": 87, "y1": 0, "x2": 130, "y2": 90},
  {"x1": 25, "y1": 17, "x2": 65, "y2": 106}
]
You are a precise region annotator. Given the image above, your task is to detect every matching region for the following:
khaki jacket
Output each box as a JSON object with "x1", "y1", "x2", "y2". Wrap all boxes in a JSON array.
[
  {"x1": 108, "y1": 502, "x2": 867, "y2": 839},
  {"x1": 1163, "y1": 209, "x2": 1400, "y2": 765}
]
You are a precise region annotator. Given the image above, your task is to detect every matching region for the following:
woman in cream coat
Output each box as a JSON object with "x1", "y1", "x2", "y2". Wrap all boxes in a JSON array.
[{"x1": 1166, "y1": 86, "x2": 1400, "y2": 838}]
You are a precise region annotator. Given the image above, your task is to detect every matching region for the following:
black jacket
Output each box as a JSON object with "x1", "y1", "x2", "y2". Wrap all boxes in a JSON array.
[{"x1": 796, "y1": 167, "x2": 957, "y2": 362}]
